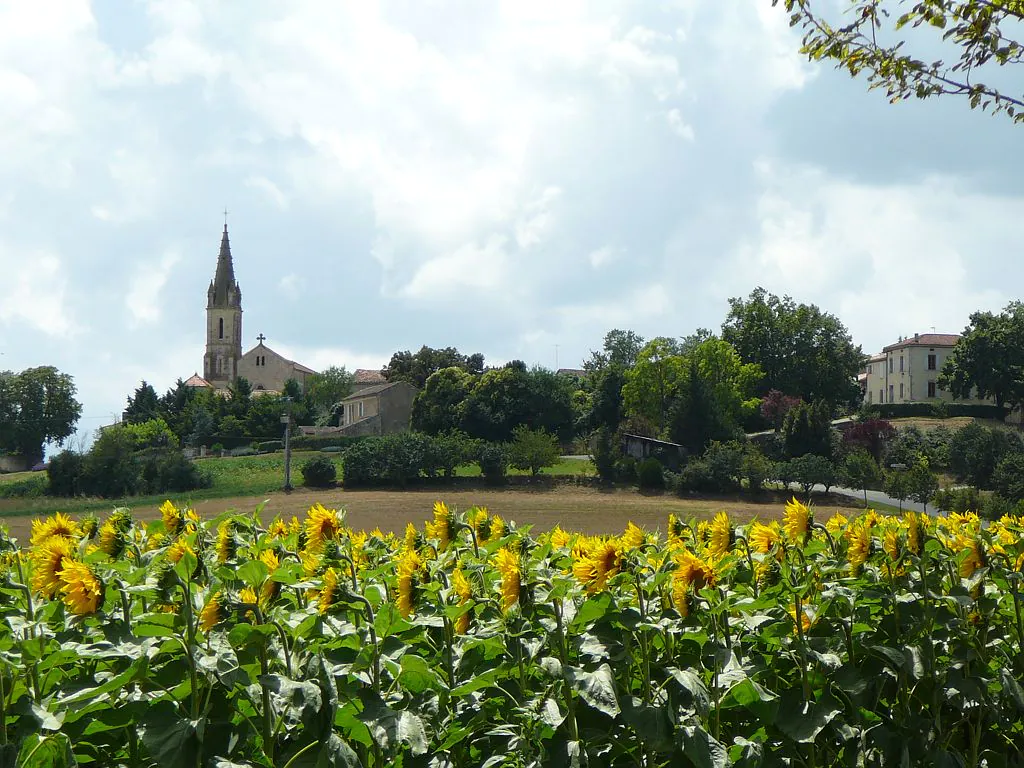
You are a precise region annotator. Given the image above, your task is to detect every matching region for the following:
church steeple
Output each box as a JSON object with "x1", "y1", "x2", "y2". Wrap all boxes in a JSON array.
[
  {"x1": 204, "y1": 219, "x2": 243, "y2": 387},
  {"x1": 208, "y1": 223, "x2": 241, "y2": 308}
]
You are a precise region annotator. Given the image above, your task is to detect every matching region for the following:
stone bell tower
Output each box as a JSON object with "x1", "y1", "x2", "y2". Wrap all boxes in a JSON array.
[{"x1": 203, "y1": 222, "x2": 243, "y2": 388}]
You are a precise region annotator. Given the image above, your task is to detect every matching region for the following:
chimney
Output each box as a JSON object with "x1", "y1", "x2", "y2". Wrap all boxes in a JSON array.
[{"x1": 914, "y1": 333, "x2": 919, "y2": 342}]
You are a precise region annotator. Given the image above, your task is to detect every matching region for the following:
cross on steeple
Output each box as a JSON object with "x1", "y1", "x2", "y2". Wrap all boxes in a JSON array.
[
  {"x1": 257, "y1": 333, "x2": 266, "y2": 344},
  {"x1": 223, "y1": 207, "x2": 229, "y2": 228}
]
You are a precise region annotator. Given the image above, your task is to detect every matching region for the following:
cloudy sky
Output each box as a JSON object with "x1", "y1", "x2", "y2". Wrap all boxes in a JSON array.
[{"x1": 2, "y1": 1, "x2": 1022, "y2": 440}]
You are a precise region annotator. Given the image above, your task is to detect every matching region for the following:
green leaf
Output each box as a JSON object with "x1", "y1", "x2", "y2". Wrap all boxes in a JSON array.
[
  {"x1": 227, "y1": 622, "x2": 275, "y2": 650},
  {"x1": 57, "y1": 656, "x2": 148, "y2": 707},
  {"x1": 398, "y1": 654, "x2": 445, "y2": 694},
  {"x1": 621, "y1": 696, "x2": 673, "y2": 752},
  {"x1": 720, "y1": 678, "x2": 779, "y2": 725},
  {"x1": 236, "y1": 559, "x2": 269, "y2": 588},
  {"x1": 538, "y1": 697, "x2": 565, "y2": 730},
  {"x1": 571, "y1": 592, "x2": 612, "y2": 629},
  {"x1": 776, "y1": 693, "x2": 842, "y2": 743},
  {"x1": 678, "y1": 725, "x2": 728, "y2": 768},
  {"x1": 139, "y1": 701, "x2": 201, "y2": 768},
  {"x1": 566, "y1": 663, "x2": 620, "y2": 718},
  {"x1": 666, "y1": 667, "x2": 711, "y2": 715},
  {"x1": 1001, "y1": 668, "x2": 1024, "y2": 712},
  {"x1": 15, "y1": 734, "x2": 76, "y2": 768},
  {"x1": 356, "y1": 691, "x2": 428, "y2": 755}
]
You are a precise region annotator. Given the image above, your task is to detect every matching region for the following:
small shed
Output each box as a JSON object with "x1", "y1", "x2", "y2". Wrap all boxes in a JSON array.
[{"x1": 621, "y1": 433, "x2": 685, "y2": 470}]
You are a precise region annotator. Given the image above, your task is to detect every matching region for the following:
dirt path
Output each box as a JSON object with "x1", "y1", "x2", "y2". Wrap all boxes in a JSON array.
[{"x1": 0, "y1": 485, "x2": 845, "y2": 543}]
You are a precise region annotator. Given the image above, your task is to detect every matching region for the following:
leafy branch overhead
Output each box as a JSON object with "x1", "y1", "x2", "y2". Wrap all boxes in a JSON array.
[{"x1": 775, "y1": 0, "x2": 1024, "y2": 122}]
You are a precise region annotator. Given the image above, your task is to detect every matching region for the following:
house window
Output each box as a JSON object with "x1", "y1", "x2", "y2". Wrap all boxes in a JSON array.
[
  {"x1": 899, "y1": 383, "x2": 904, "y2": 399},
  {"x1": 928, "y1": 353, "x2": 937, "y2": 371},
  {"x1": 928, "y1": 381, "x2": 937, "y2": 398},
  {"x1": 218, "y1": 317, "x2": 224, "y2": 339},
  {"x1": 889, "y1": 358, "x2": 893, "y2": 373},
  {"x1": 879, "y1": 389, "x2": 884, "y2": 403},
  {"x1": 867, "y1": 391, "x2": 872, "y2": 404},
  {"x1": 899, "y1": 356, "x2": 904, "y2": 373},
  {"x1": 867, "y1": 364, "x2": 872, "y2": 374},
  {"x1": 889, "y1": 384, "x2": 894, "y2": 402},
  {"x1": 359, "y1": 401, "x2": 365, "y2": 418}
]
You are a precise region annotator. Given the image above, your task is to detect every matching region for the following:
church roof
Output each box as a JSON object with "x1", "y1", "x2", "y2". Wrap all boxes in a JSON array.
[
  {"x1": 184, "y1": 373, "x2": 213, "y2": 388},
  {"x1": 210, "y1": 224, "x2": 240, "y2": 306}
]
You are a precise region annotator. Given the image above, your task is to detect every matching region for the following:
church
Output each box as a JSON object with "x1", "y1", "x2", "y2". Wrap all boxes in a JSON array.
[{"x1": 184, "y1": 224, "x2": 316, "y2": 394}]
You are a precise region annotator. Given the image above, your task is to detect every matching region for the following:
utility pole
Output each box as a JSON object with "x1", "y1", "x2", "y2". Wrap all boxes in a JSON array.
[{"x1": 281, "y1": 397, "x2": 294, "y2": 492}]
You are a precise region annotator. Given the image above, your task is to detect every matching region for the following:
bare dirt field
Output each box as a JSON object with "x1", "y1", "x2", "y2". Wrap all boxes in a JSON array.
[{"x1": 1, "y1": 486, "x2": 862, "y2": 543}]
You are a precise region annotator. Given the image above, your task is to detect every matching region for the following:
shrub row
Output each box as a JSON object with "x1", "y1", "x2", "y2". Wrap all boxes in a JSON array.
[
  {"x1": 342, "y1": 432, "x2": 491, "y2": 488},
  {"x1": 48, "y1": 447, "x2": 211, "y2": 499},
  {"x1": 289, "y1": 434, "x2": 369, "y2": 451},
  {"x1": 862, "y1": 402, "x2": 1007, "y2": 420},
  {"x1": 0, "y1": 474, "x2": 48, "y2": 499}
]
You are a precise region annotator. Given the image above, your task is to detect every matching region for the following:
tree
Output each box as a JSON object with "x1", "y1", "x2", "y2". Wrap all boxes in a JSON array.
[
  {"x1": 948, "y1": 422, "x2": 1024, "y2": 488},
  {"x1": 788, "y1": 453, "x2": 839, "y2": 498},
  {"x1": 884, "y1": 470, "x2": 911, "y2": 512},
  {"x1": 622, "y1": 337, "x2": 685, "y2": 433},
  {"x1": 461, "y1": 364, "x2": 575, "y2": 443},
  {"x1": 124, "y1": 381, "x2": 160, "y2": 424},
  {"x1": 991, "y1": 452, "x2": 1024, "y2": 502},
  {"x1": 0, "y1": 367, "x2": 82, "y2": 463},
  {"x1": 841, "y1": 450, "x2": 882, "y2": 508},
  {"x1": 412, "y1": 367, "x2": 475, "y2": 435},
  {"x1": 507, "y1": 426, "x2": 561, "y2": 477},
  {"x1": 905, "y1": 459, "x2": 940, "y2": 512},
  {"x1": 669, "y1": 356, "x2": 738, "y2": 456},
  {"x1": 760, "y1": 390, "x2": 803, "y2": 431},
  {"x1": 306, "y1": 366, "x2": 355, "y2": 423},
  {"x1": 383, "y1": 346, "x2": 485, "y2": 389},
  {"x1": 722, "y1": 287, "x2": 863, "y2": 408},
  {"x1": 781, "y1": 400, "x2": 835, "y2": 459},
  {"x1": 775, "y1": 1, "x2": 1024, "y2": 124},
  {"x1": 842, "y1": 418, "x2": 897, "y2": 464},
  {"x1": 939, "y1": 303, "x2": 1024, "y2": 412},
  {"x1": 228, "y1": 377, "x2": 253, "y2": 419},
  {"x1": 585, "y1": 329, "x2": 646, "y2": 371}
]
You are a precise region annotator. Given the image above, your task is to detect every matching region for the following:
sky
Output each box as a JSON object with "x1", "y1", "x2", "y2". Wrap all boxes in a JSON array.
[{"x1": 1, "y1": 1, "x2": 1022, "y2": 444}]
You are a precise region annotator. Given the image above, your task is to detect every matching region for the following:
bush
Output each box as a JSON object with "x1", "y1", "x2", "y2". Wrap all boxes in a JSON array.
[
  {"x1": 703, "y1": 441, "x2": 745, "y2": 492},
  {"x1": 949, "y1": 423, "x2": 1024, "y2": 489},
  {"x1": 508, "y1": 426, "x2": 560, "y2": 477},
  {"x1": 301, "y1": 455, "x2": 338, "y2": 488},
  {"x1": 678, "y1": 460, "x2": 714, "y2": 493},
  {"x1": 289, "y1": 434, "x2": 368, "y2": 451},
  {"x1": 229, "y1": 447, "x2": 258, "y2": 457},
  {"x1": 0, "y1": 474, "x2": 48, "y2": 499},
  {"x1": 257, "y1": 440, "x2": 284, "y2": 453},
  {"x1": 787, "y1": 454, "x2": 839, "y2": 497},
  {"x1": 931, "y1": 486, "x2": 981, "y2": 514},
  {"x1": 477, "y1": 443, "x2": 509, "y2": 485},
  {"x1": 342, "y1": 433, "x2": 430, "y2": 488},
  {"x1": 47, "y1": 450, "x2": 84, "y2": 498},
  {"x1": 862, "y1": 402, "x2": 1008, "y2": 420},
  {"x1": 991, "y1": 452, "x2": 1024, "y2": 502},
  {"x1": 615, "y1": 456, "x2": 638, "y2": 483},
  {"x1": 741, "y1": 449, "x2": 770, "y2": 493},
  {"x1": 141, "y1": 450, "x2": 211, "y2": 494},
  {"x1": 421, "y1": 432, "x2": 477, "y2": 479},
  {"x1": 591, "y1": 428, "x2": 619, "y2": 484},
  {"x1": 210, "y1": 443, "x2": 225, "y2": 454},
  {"x1": 637, "y1": 458, "x2": 665, "y2": 491}
]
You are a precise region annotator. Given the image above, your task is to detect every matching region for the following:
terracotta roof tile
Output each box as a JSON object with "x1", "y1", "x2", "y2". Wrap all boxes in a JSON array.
[
  {"x1": 184, "y1": 373, "x2": 212, "y2": 388},
  {"x1": 883, "y1": 333, "x2": 960, "y2": 351},
  {"x1": 354, "y1": 368, "x2": 387, "y2": 384}
]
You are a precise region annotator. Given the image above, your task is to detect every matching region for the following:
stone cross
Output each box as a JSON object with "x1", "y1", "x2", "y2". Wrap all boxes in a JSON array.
[{"x1": 257, "y1": 333, "x2": 266, "y2": 344}]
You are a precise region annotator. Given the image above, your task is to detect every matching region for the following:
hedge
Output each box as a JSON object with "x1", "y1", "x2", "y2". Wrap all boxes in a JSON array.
[
  {"x1": 289, "y1": 434, "x2": 370, "y2": 451},
  {"x1": 862, "y1": 402, "x2": 1008, "y2": 420}
]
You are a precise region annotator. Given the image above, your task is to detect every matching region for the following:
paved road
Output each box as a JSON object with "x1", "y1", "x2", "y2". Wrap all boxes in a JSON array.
[{"x1": 803, "y1": 484, "x2": 927, "y2": 513}]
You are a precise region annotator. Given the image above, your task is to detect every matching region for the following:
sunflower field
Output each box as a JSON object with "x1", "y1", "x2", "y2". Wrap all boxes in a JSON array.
[{"x1": 3, "y1": 498, "x2": 1024, "y2": 767}]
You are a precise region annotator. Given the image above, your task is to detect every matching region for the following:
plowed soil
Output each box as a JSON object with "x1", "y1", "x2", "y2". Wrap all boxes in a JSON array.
[{"x1": 1, "y1": 486, "x2": 862, "y2": 543}]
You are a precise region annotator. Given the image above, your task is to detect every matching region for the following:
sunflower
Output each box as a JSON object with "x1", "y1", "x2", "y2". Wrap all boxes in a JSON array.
[
  {"x1": 58, "y1": 561, "x2": 103, "y2": 615},
  {"x1": 300, "y1": 548, "x2": 322, "y2": 577},
  {"x1": 216, "y1": 521, "x2": 237, "y2": 563},
  {"x1": 404, "y1": 523, "x2": 418, "y2": 551},
  {"x1": 425, "y1": 501, "x2": 455, "y2": 549},
  {"x1": 748, "y1": 521, "x2": 782, "y2": 555},
  {"x1": 787, "y1": 602, "x2": 814, "y2": 636},
  {"x1": 959, "y1": 538, "x2": 987, "y2": 579},
  {"x1": 488, "y1": 515, "x2": 506, "y2": 543},
  {"x1": 494, "y1": 547, "x2": 521, "y2": 612},
  {"x1": 572, "y1": 538, "x2": 622, "y2": 594},
  {"x1": 348, "y1": 530, "x2": 369, "y2": 572},
  {"x1": 160, "y1": 500, "x2": 183, "y2": 537},
  {"x1": 708, "y1": 512, "x2": 733, "y2": 558},
  {"x1": 30, "y1": 536, "x2": 76, "y2": 598},
  {"x1": 267, "y1": 517, "x2": 289, "y2": 538},
  {"x1": 80, "y1": 515, "x2": 99, "y2": 540},
  {"x1": 145, "y1": 532, "x2": 166, "y2": 552},
  {"x1": 904, "y1": 511, "x2": 923, "y2": 556},
  {"x1": 621, "y1": 522, "x2": 646, "y2": 551},
  {"x1": 674, "y1": 549, "x2": 718, "y2": 592},
  {"x1": 239, "y1": 586, "x2": 260, "y2": 622},
  {"x1": 549, "y1": 526, "x2": 572, "y2": 550},
  {"x1": 468, "y1": 507, "x2": 492, "y2": 541},
  {"x1": 30, "y1": 512, "x2": 81, "y2": 548},
  {"x1": 305, "y1": 504, "x2": 342, "y2": 551},
  {"x1": 847, "y1": 522, "x2": 871, "y2": 574},
  {"x1": 98, "y1": 521, "x2": 127, "y2": 559},
  {"x1": 167, "y1": 538, "x2": 196, "y2": 565},
  {"x1": 667, "y1": 513, "x2": 687, "y2": 549},
  {"x1": 825, "y1": 513, "x2": 848, "y2": 536},
  {"x1": 783, "y1": 498, "x2": 812, "y2": 545},
  {"x1": 199, "y1": 591, "x2": 223, "y2": 633},
  {"x1": 397, "y1": 548, "x2": 423, "y2": 617},
  {"x1": 671, "y1": 574, "x2": 690, "y2": 618},
  {"x1": 452, "y1": 566, "x2": 473, "y2": 634},
  {"x1": 882, "y1": 525, "x2": 901, "y2": 562},
  {"x1": 318, "y1": 568, "x2": 340, "y2": 615}
]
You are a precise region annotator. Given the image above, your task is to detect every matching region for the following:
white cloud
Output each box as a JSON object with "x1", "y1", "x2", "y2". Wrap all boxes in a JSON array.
[
  {"x1": 125, "y1": 251, "x2": 179, "y2": 326},
  {"x1": 401, "y1": 236, "x2": 509, "y2": 301},
  {"x1": 268, "y1": 345, "x2": 388, "y2": 374},
  {"x1": 588, "y1": 246, "x2": 619, "y2": 268},
  {"x1": 666, "y1": 108, "x2": 694, "y2": 140},
  {"x1": 278, "y1": 273, "x2": 303, "y2": 300},
  {"x1": 246, "y1": 175, "x2": 289, "y2": 209},
  {"x1": 0, "y1": 249, "x2": 73, "y2": 337},
  {"x1": 515, "y1": 186, "x2": 562, "y2": 249}
]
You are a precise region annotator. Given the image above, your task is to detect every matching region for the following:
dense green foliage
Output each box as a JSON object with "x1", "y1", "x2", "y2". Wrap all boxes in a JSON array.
[
  {"x1": 301, "y1": 455, "x2": 338, "y2": 488},
  {"x1": 0, "y1": 366, "x2": 82, "y2": 463},
  {"x1": 7, "y1": 499, "x2": 1024, "y2": 765},
  {"x1": 940, "y1": 302, "x2": 1024, "y2": 411},
  {"x1": 507, "y1": 426, "x2": 560, "y2": 477}
]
